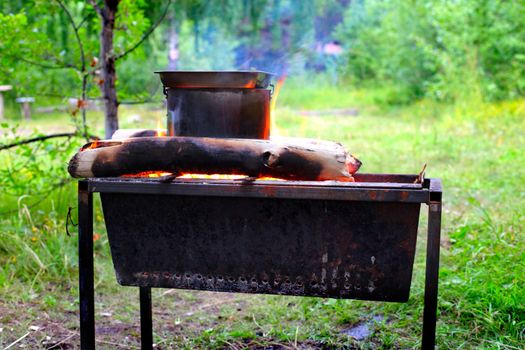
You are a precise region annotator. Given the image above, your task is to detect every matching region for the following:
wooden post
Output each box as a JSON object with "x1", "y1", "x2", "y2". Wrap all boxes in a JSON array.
[
  {"x1": 15, "y1": 97, "x2": 35, "y2": 121},
  {"x1": 0, "y1": 85, "x2": 12, "y2": 120}
]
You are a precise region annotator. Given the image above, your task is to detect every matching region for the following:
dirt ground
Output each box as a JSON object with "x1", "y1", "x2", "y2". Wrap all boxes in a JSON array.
[{"x1": 1, "y1": 288, "x2": 369, "y2": 349}]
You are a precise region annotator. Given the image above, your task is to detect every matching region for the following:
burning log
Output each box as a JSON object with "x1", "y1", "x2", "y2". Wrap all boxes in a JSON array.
[
  {"x1": 111, "y1": 128, "x2": 158, "y2": 138},
  {"x1": 68, "y1": 136, "x2": 361, "y2": 181}
]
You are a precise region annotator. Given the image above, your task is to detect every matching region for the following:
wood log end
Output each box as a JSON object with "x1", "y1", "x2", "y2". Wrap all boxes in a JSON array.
[
  {"x1": 346, "y1": 154, "x2": 362, "y2": 174},
  {"x1": 69, "y1": 140, "x2": 123, "y2": 178},
  {"x1": 68, "y1": 149, "x2": 96, "y2": 178}
]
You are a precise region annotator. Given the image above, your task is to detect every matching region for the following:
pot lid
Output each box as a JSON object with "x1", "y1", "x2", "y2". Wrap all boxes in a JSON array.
[{"x1": 155, "y1": 70, "x2": 274, "y2": 89}]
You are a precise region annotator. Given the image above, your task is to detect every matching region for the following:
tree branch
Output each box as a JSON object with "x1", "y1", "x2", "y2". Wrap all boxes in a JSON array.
[
  {"x1": 119, "y1": 99, "x2": 164, "y2": 105},
  {"x1": 0, "y1": 133, "x2": 77, "y2": 151},
  {"x1": 42, "y1": 54, "x2": 80, "y2": 70},
  {"x1": 119, "y1": 83, "x2": 162, "y2": 104},
  {"x1": 114, "y1": 0, "x2": 172, "y2": 61},
  {"x1": 89, "y1": 0, "x2": 104, "y2": 17},
  {"x1": 55, "y1": 0, "x2": 86, "y2": 71},
  {"x1": 77, "y1": 13, "x2": 92, "y2": 29},
  {"x1": 55, "y1": 0, "x2": 90, "y2": 140},
  {"x1": 6, "y1": 54, "x2": 77, "y2": 70}
]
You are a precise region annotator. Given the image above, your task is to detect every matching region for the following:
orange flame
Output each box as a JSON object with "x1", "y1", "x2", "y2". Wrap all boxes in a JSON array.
[
  {"x1": 256, "y1": 176, "x2": 285, "y2": 181},
  {"x1": 270, "y1": 76, "x2": 286, "y2": 136},
  {"x1": 156, "y1": 120, "x2": 166, "y2": 137},
  {"x1": 82, "y1": 140, "x2": 99, "y2": 151},
  {"x1": 178, "y1": 174, "x2": 284, "y2": 181},
  {"x1": 121, "y1": 171, "x2": 173, "y2": 178}
]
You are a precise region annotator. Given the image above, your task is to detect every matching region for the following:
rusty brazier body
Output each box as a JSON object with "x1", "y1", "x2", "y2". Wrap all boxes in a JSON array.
[
  {"x1": 78, "y1": 174, "x2": 442, "y2": 350},
  {"x1": 101, "y1": 177, "x2": 420, "y2": 302}
]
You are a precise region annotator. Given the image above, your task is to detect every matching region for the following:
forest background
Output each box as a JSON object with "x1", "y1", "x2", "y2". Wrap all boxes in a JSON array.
[{"x1": 0, "y1": 1, "x2": 524, "y2": 349}]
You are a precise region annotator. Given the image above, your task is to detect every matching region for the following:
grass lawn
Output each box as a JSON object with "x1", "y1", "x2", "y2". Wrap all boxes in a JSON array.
[{"x1": 0, "y1": 79, "x2": 524, "y2": 349}]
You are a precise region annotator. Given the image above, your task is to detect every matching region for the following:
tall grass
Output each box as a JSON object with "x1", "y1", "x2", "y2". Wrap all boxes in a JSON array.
[{"x1": 273, "y1": 78, "x2": 525, "y2": 348}]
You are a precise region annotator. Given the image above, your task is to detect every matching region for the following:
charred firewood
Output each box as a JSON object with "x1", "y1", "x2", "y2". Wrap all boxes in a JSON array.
[
  {"x1": 67, "y1": 136, "x2": 361, "y2": 181},
  {"x1": 111, "y1": 129, "x2": 159, "y2": 139}
]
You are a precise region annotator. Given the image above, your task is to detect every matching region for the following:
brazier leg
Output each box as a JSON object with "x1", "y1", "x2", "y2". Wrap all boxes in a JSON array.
[
  {"x1": 79, "y1": 184, "x2": 95, "y2": 350},
  {"x1": 422, "y1": 202, "x2": 441, "y2": 349},
  {"x1": 140, "y1": 287, "x2": 153, "y2": 350}
]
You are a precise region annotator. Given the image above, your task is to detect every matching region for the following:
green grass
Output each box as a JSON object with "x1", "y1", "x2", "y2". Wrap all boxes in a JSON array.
[{"x1": 0, "y1": 78, "x2": 524, "y2": 349}]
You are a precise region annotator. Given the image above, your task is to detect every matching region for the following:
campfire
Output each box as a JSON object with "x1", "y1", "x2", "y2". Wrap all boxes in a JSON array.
[
  {"x1": 72, "y1": 71, "x2": 442, "y2": 350},
  {"x1": 68, "y1": 71, "x2": 362, "y2": 182},
  {"x1": 67, "y1": 72, "x2": 435, "y2": 304}
]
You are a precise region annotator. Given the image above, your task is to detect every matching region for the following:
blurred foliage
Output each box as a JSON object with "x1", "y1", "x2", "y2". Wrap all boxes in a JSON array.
[
  {"x1": 0, "y1": 124, "x2": 81, "y2": 212},
  {"x1": 0, "y1": 120, "x2": 82, "y2": 292},
  {"x1": 336, "y1": 0, "x2": 525, "y2": 103},
  {"x1": 0, "y1": 0, "x2": 350, "y2": 108},
  {"x1": 0, "y1": 0, "x2": 162, "y2": 102},
  {"x1": 1, "y1": 0, "x2": 524, "y2": 107}
]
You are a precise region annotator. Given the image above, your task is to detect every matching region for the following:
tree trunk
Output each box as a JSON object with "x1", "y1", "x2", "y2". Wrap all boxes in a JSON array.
[
  {"x1": 68, "y1": 136, "x2": 361, "y2": 181},
  {"x1": 99, "y1": 0, "x2": 120, "y2": 139}
]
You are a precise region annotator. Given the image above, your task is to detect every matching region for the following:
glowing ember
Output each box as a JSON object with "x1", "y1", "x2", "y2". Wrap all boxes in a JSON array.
[
  {"x1": 178, "y1": 173, "x2": 247, "y2": 180},
  {"x1": 122, "y1": 171, "x2": 173, "y2": 178},
  {"x1": 178, "y1": 174, "x2": 284, "y2": 181},
  {"x1": 120, "y1": 172, "x2": 284, "y2": 181}
]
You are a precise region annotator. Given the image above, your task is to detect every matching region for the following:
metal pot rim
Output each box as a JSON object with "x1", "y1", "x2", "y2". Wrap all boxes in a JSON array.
[{"x1": 155, "y1": 70, "x2": 274, "y2": 89}]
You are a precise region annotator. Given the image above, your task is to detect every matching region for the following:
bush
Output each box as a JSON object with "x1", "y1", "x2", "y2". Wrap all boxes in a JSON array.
[
  {"x1": 0, "y1": 124, "x2": 83, "y2": 291},
  {"x1": 336, "y1": 0, "x2": 525, "y2": 104}
]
